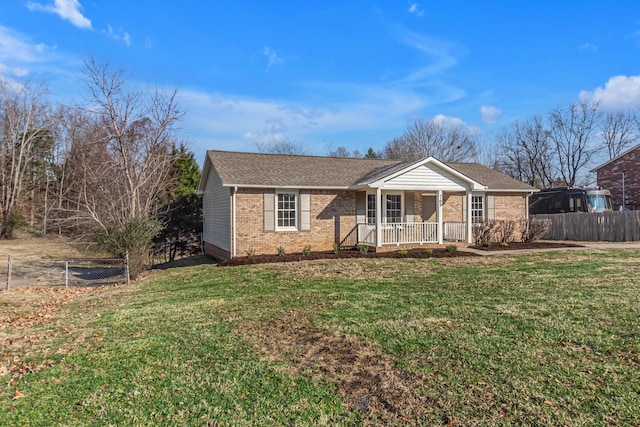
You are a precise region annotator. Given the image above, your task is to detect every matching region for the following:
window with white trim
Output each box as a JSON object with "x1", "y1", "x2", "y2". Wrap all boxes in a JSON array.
[
  {"x1": 471, "y1": 195, "x2": 484, "y2": 222},
  {"x1": 277, "y1": 192, "x2": 297, "y2": 230},
  {"x1": 385, "y1": 194, "x2": 402, "y2": 223},
  {"x1": 367, "y1": 194, "x2": 376, "y2": 224}
]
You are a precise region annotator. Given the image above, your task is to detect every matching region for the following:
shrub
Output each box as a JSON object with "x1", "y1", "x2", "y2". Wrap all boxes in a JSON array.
[
  {"x1": 398, "y1": 249, "x2": 408, "y2": 257},
  {"x1": 357, "y1": 243, "x2": 369, "y2": 254},
  {"x1": 446, "y1": 245, "x2": 457, "y2": 253},
  {"x1": 494, "y1": 220, "x2": 517, "y2": 243},
  {"x1": 482, "y1": 241, "x2": 492, "y2": 248},
  {"x1": 1, "y1": 209, "x2": 26, "y2": 239},
  {"x1": 520, "y1": 218, "x2": 552, "y2": 242},
  {"x1": 423, "y1": 248, "x2": 433, "y2": 255},
  {"x1": 277, "y1": 246, "x2": 286, "y2": 256},
  {"x1": 332, "y1": 243, "x2": 339, "y2": 254},
  {"x1": 472, "y1": 219, "x2": 498, "y2": 245},
  {"x1": 96, "y1": 217, "x2": 162, "y2": 279},
  {"x1": 246, "y1": 248, "x2": 255, "y2": 259},
  {"x1": 500, "y1": 242, "x2": 509, "y2": 247},
  {"x1": 302, "y1": 245, "x2": 311, "y2": 256}
]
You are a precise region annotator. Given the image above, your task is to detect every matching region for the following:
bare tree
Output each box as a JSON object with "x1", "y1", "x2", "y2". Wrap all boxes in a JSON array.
[
  {"x1": 548, "y1": 102, "x2": 600, "y2": 186},
  {"x1": 600, "y1": 110, "x2": 639, "y2": 160},
  {"x1": 328, "y1": 146, "x2": 363, "y2": 158},
  {"x1": 77, "y1": 58, "x2": 183, "y2": 224},
  {"x1": 0, "y1": 78, "x2": 54, "y2": 238},
  {"x1": 496, "y1": 116, "x2": 556, "y2": 188},
  {"x1": 57, "y1": 59, "x2": 184, "y2": 276},
  {"x1": 256, "y1": 138, "x2": 308, "y2": 155},
  {"x1": 383, "y1": 117, "x2": 478, "y2": 161},
  {"x1": 382, "y1": 137, "x2": 420, "y2": 160}
]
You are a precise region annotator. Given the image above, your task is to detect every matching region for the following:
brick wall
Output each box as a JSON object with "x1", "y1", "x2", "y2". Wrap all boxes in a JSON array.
[
  {"x1": 207, "y1": 189, "x2": 529, "y2": 259},
  {"x1": 595, "y1": 147, "x2": 640, "y2": 210},
  {"x1": 203, "y1": 241, "x2": 230, "y2": 260},
  {"x1": 494, "y1": 192, "x2": 528, "y2": 221},
  {"x1": 409, "y1": 192, "x2": 526, "y2": 222},
  {"x1": 234, "y1": 188, "x2": 356, "y2": 256}
]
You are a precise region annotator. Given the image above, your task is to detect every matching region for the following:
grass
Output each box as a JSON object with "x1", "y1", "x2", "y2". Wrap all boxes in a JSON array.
[{"x1": 1, "y1": 249, "x2": 639, "y2": 425}]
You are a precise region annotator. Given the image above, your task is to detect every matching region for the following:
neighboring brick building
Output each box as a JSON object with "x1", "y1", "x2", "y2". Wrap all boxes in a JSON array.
[
  {"x1": 592, "y1": 144, "x2": 640, "y2": 210},
  {"x1": 197, "y1": 150, "x2": 536, "y2": 259}
]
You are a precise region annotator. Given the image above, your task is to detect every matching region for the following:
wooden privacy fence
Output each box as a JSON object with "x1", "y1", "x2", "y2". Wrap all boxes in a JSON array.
[{"x1": 533, "y1": 211, "x2": 640, "y2": 242}]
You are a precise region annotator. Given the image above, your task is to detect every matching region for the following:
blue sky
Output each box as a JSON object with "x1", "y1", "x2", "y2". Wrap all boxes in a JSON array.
[{"x1": 2, "y1": 0, "x2": 640, "y2": 164}]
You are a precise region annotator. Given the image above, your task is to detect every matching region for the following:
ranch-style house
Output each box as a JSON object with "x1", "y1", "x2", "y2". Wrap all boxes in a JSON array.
[{"x1": 197, "y1": 150, "x2": 537, "y2": 260}]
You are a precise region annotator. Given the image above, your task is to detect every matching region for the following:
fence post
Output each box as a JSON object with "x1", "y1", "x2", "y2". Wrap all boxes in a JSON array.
[
  {"x1": 65, "y1": 261, "x2": 69, "y2": 288},
  {"x1": 124, "y1": 251, "x2": 130, "y2": 285},
  {"x1": 6, "y1": 255, "x2": 11, "y2": 291}
]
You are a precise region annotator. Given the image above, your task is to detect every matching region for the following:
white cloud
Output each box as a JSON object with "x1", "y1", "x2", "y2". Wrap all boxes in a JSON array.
[
  {"x1": 578, "y1": 42, "x2": 598, "y2": 51},
  {"x1": 389, "y1": 29, "x2": 467, "y2": 103},
  {"x1": 0, "y1": 26, "x2": 58, "y2": 78},
  {"x1": 105, "y1": 25, "x2": 131, "y2": 46},
  {"x1": 579, "y1": 75, "x2": 640, "y2": 109},
  {"x1": 408, "y1": 3, "x2": 424, "y2": 17},
  {"x1": 27, "y1": 0, "x2": 92, "y2": 29},
  {"x1": 263, "y1": 46, "x2": 283, "y2": 68},
  {"x1": 480, "y1": 105, "x2": 501, "y2": 124}
]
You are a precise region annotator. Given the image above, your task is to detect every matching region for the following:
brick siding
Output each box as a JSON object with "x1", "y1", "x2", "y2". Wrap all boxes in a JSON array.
[
  {"x1": 210, "y1": 189, "x2": 528, "y2": 259},
  {"x1": 234, "y1": 188, "x2": 356, "y2": 257},
  {"x1": 595, "y1": 147, "x2": 640, "y2": 210},
  {"x1": 203, "y1": 241, "x2": 231, "y2": 260}
]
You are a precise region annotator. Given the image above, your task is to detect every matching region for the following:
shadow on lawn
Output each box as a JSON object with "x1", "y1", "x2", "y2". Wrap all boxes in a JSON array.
[{"x1": 152, "y1": 254, "x2": 219, "y2": 270}]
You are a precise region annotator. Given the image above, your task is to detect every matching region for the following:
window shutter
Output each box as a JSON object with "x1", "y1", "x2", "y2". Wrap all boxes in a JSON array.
[
  {"x1": 264, "y1": 192, "x2": 275, "y2": 232},
  {"x1": 487, "y1": 194, "x2": 495, "y2": 220},
  {"x1": 405, "y1": 192, "x2": 414, "y2": 222},
  {"x1": 300, "y1": 192, "x2": 311, "y2": 231},
  {"x1": 356, "y1": 191, "x2": 366, "y2": 223}
]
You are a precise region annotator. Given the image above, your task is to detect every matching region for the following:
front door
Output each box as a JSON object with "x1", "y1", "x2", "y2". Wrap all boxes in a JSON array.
[{"x1": 422, "y1": 195, "x2": 436, "y2": 222}]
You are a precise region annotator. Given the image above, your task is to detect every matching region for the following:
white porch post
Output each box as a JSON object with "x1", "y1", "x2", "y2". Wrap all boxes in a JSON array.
[
  {"x1": 466, "y1": 190, "x2": 473, "y2": 243},
  {"x1": 437, "y1": 190, "x2": 443, "y2": 244},
  {"x1": 375, "y1": 187, "x2": 382, "y2": 247}
]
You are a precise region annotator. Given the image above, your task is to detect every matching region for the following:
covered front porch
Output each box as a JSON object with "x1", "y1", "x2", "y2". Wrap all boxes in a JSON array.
[
  {"x1": 342, "y1": 157, "x2": 489, "y2": 248},
  {"x1": 340, "y1": 188, "x2": 481, "y2": 248}
]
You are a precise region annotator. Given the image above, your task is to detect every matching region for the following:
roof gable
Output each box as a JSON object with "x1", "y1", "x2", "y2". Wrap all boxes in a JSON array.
[{"x1": 591, "y1": 143, "x2": 640, "y2": 172}]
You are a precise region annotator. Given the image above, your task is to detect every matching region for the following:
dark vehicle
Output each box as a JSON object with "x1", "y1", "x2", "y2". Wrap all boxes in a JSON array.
[{"x1": 529, "y1": 187, "x2": 613, "y2": 215}]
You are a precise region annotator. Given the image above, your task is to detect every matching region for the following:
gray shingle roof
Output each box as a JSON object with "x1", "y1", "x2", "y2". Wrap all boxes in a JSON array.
[
  {"x1": 205, "y1": 150, "x2": 398, "y2": 188},
  {"x1": 204, "y1": 150, "x2": 536, "y2": 191},
  {"x1": 445, "y1": 162, "x2": 538, "y2": 191}
]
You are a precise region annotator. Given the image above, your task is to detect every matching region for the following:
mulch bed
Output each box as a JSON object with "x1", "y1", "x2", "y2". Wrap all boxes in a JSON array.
[
  {"x1": 469, "y1": 241, "x2": 584, "y2": 251},
  {"x1": 218, "y1": 241, "x2": 587, "y2": 266},
  {"x1": 218, "y1": 247, "x2": 476, "y2": 267}
]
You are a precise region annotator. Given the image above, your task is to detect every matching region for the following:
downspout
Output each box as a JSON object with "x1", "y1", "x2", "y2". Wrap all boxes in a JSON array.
[{"x1": 232, "y1": 186, "x2": 237, "y2": 258}]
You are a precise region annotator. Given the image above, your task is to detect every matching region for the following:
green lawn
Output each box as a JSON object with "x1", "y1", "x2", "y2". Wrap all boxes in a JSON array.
[{"x1": 1, "y1": 249, "x2": 639, "y2": 425}]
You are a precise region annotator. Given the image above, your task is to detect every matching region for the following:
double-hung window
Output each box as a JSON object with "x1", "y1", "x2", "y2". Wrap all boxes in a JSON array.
[
  {"x1": 277, "y1": 192, "x2": 297, "y2": 230},
  {"x1": 385, "y1": 194, "x2": 402, "y2": 223},
  {"x1": 471, "y1": 195, "x2": 484, "y2": 223},
  {"x1": 366, "y1": 194, "x2": 376, "y2": 224}
]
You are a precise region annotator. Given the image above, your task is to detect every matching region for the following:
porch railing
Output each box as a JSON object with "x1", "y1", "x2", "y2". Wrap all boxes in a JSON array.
[
  {"x1": 381, "y1": 222, "x2": 438, "y2": 245},
  {"x1": 444, "y1": 222, "x2": 467, "y2": 241},
  {"x1": 345, "y1": 221, "x2": 468, "y2": 247}
]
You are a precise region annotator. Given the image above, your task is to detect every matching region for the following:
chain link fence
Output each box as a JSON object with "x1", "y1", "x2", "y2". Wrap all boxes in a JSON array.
[{"x1": 3, "y1": 255, "x2": 129, "y2": 291}]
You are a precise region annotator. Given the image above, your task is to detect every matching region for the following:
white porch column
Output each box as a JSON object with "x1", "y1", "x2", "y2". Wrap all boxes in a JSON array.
[
  {"x1": 375, "y1": 187, "x2": 382, "y2": 247},
  {"x1": 466, "y1": 190, "x2": 473, "y2": 243},
  {"x1": 437, "y1": 190, "x2": 443, "y2": 244}
]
